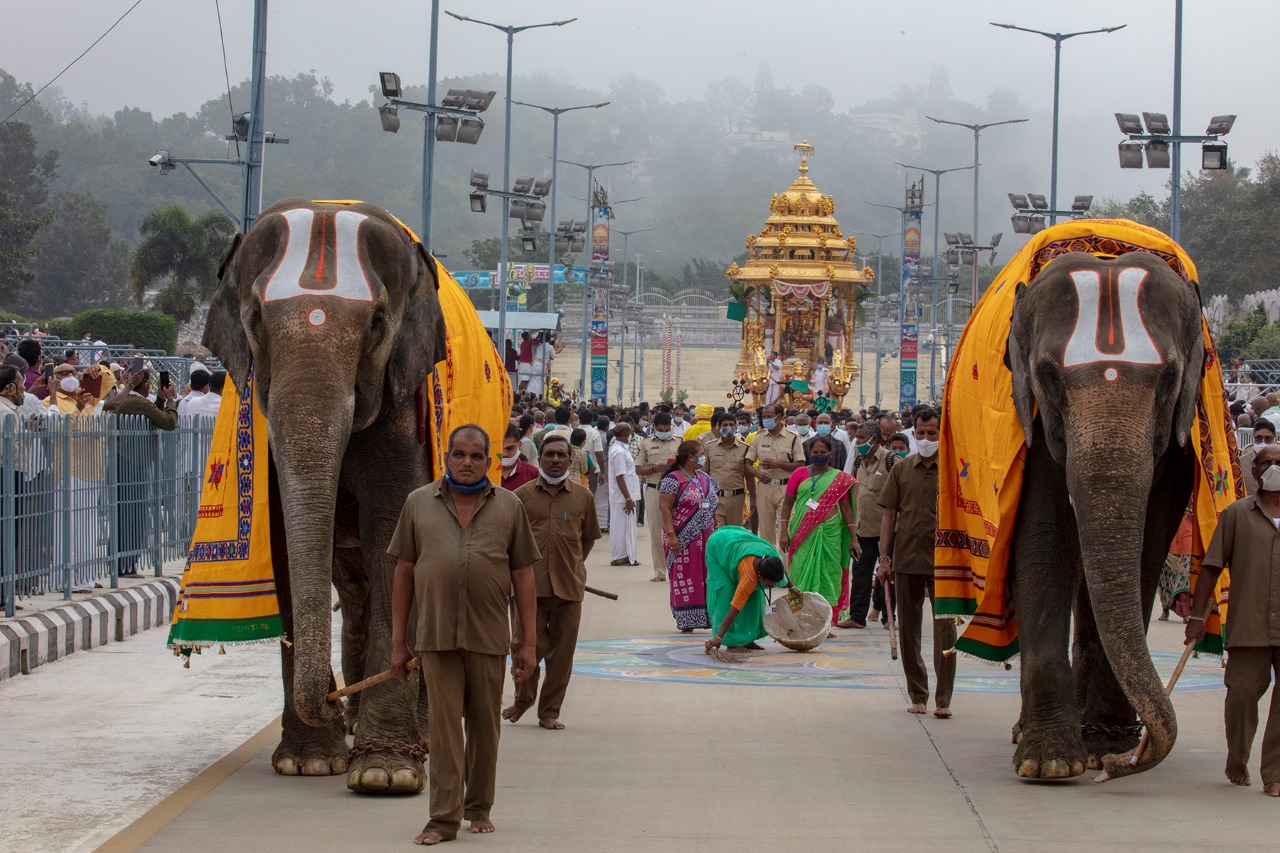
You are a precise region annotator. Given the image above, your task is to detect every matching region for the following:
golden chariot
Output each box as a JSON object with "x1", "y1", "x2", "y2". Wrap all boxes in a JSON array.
[{"x1": 726, "y1": 141, "x2": 874, "y2": 410}]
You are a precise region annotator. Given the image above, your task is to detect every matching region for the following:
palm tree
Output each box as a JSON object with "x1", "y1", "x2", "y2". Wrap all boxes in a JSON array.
[{"x1": 129, "y1": 205, "x2": 236, "y2": 324}]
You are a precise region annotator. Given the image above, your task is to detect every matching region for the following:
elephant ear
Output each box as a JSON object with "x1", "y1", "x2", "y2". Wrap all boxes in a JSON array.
[
  {"x1": 1171, "y1": 295, "x2": 1206, "y2": 451},
  {"x1": 202, "y1": 233, "x2": 252, "y2": 393},
  {"x1": 387, "y1": 241, "x2": 448, "y2": 405},
  {"x1": 1006, "y1": 281, "x2": 1036, "y2": 448}
]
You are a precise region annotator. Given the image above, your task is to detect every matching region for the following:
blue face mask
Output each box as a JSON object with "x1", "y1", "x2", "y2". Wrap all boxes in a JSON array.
[
  {"x1": 762, "y1": 418, "x2": 777, "y2": 431},
  {"x1": 892, "y1": 451, "x2": 907, "y2": 460},
  {"x1": 655, "y1": 430, "x2": 672, "y2": 441},
  {"x1": 796, "y1": 425, "x2": 810, "y2": 436},
  {"x1": 815, "y1": 424, "x2": 831, "y2": 436},
  {"x1": 446, "y1": 470, "x2": 488, "y2": 494}
]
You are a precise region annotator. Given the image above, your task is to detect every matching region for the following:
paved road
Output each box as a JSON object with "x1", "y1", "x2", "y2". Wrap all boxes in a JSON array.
[{"x1": 2, "y1": 541, "x2": 1274, "y2": 852}]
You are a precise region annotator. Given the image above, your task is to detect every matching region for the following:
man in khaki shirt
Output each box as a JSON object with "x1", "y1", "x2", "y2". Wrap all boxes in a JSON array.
[
  {"x1": 1188, "y1": 443, "x2": 1280, "y2": 795},
  {"x1": 877, "y1": 409, "x2": 954, "y2": 718},
  {"x1": 842, "y1": 422, "x2": 890, "y2": 628},
  {"x1": 390, "y1": 425, "x2": 541, "y2": 845},
  {"x1": 704, "y1": 412, "x2": 749, "y2": 528},
  {"x1": 745, "y1": 403, "x2": 804, "y2": 547},
  {"x1": 507, "y1": 434, "x2": 602, "y2": 730},
  {"x1": 636, "y1": 411, "x2": 682, "y2": 580}
]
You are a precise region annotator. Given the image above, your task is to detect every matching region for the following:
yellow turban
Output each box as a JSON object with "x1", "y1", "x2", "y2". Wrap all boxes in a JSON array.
[{"x1": 695, "y1": 404, "x2": 714, "y2": 420}]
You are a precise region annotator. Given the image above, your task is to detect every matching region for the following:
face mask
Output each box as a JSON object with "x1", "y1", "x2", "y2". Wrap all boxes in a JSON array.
[
  {"x1": 720, "y1": 427, "x2": 735, "y2": 439},
  {"x1": 856, "y1": 442, "x2": 872, "y2": 456},
  {"x1": 738, "y1": 424, "x2": 750, "y2": 435},
  {"x1": 1256, "y1": 440, "x2": 1270, "y2": 451},
  {"x1": 540, "y1": 468, "x2": 572, "y2": 485},
  {"x1": 674, "y1": 416, "x2": 684, "y2": 424},
  {"x1": 762, "y1": 418, "x2": 777, "y2": 431},
  {"x1": 815, "y1": 424, "x2": 831, "y2": 436},
  {"x1": 655, "y1": 430, "x2": 672, "y2": 441},
  {"x1": 445, "y1": 470, "x2": 488, "y2": 494},
  {"x1": 640, "y1": 422, "x2": 650, "y2": 432},
  {"x1": 811, "y1": 453, "x2": 831, "y2": 468},
  {"x1": 796, "y1": 425, "x2": 810, "y2": 436},
  {"x1": 501, "y1": 453, "x2": 520, "y2": 467},
  {"x1": 916, "y1": 438, "x2": 939, "y2": 457},
  {"x1": 696, "y1": 454, "x2": 707, "y2": 466},
  {"x1": 892, "y1": 451, "x2": 907, "y2": 460},
  {"x1": 1261, "y1": 464, "x2": 1280, "y2": 492},
  {"x1": 59, "y1": 376, "x2": 80, "y2": 393}
]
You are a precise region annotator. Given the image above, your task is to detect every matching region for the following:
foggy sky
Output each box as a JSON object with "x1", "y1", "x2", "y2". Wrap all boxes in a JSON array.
[{"x1": 6, "y1": 1, "x2": 1274, "y2": 219}]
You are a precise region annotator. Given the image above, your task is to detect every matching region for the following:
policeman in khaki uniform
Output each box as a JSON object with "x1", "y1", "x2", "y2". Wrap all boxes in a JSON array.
[
  {"x1": 704, "y1": 412, "x2": 749, "y2": 527},
  {"x1": 744, "y1": 403, "x2": 804, "y2": 548},
  {"x1": 842, "y1": 422, "x2": 890, "y2": 628},
  {"x1": 635, "y1": 411, "x2": 683, "y2": 581}
]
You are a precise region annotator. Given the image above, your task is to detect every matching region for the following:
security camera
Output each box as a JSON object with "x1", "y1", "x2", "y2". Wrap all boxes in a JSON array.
[{"x1": 148, "y1": 151, "x2": 170, "y2": 167}]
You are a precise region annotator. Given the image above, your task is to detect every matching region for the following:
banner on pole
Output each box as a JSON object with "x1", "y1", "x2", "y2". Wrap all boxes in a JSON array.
[
  {"x1": 899, "y1": 207, "x2": 922, "y2": 408},
  {"x1": 591, "y1": 206, "x2": 611, "y2": 402}
]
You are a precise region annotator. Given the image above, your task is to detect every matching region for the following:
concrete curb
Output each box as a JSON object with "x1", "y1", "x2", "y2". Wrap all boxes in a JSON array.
[{"x1": 0, "y1": 577, "x2": 179, "y2": 682}]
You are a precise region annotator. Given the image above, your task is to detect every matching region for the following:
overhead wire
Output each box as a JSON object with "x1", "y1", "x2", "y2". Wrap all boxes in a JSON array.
[
  {"x1": 0, "y1": 0, "x2": 146, "y2": 126},
  {"x1": 213, "y1": 0, "x2": 240, "y2": 158}
]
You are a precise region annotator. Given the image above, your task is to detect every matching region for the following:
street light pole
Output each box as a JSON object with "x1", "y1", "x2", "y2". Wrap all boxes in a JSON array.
[
  {"x1": 241, "y1": 0, "x2": 269, "y2": 232},
  {"x1": 512, "y1": 99, "x2": 610, "y2": 310},
  {"x1": 558, "y1": 158, "x2": 633, "y2": 395},
  {"x1": 615, "y1": 228, "x2": 652, "y2": 405},
  {"x1": 927, "y1": 116, "x2": 1027, "y2": 242},
  {"x1": 446, "y1": 11, "x2": 575, "y2": 361},
  {"x1": 421, "y1": 0, "x2": 439, "y2": 250},
  {"x1": 1171, "y1": 0, "x2": 1184, "y2": 241},
  {"x1": 852, "y1": 230, "x2": 898, "y2": 408},
  {"x1": 894, "y1": 162, "x2": 973, "y2": 399},
  {"x1": 990, "y1": 22, "x2": 1125, "y2": 225}
]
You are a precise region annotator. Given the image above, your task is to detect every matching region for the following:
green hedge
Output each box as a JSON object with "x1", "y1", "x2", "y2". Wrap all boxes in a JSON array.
[{"x1": 0, "y1": 309, "x2": 177, "y2": 353}]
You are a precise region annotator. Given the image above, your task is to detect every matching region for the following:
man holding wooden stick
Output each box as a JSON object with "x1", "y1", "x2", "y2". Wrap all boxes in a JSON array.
[
  {"x1": 390, "y1": 425, "x2": 541, "y2": 845},
  {"x1": 505, "y1": 434, "x2": 602, "y2": 730},
  {"x1": 1186, "y1": 442, "x2": 1280, "y2": 797}
]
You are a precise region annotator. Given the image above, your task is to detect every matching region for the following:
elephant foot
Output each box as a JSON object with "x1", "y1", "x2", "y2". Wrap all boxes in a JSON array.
[
  {"x1": 346, "y1": 743, "x2": 426, "y2": 795},
  {"x1": 1012, "y1": 728, "x2": 1087, "y2": 780},
  {"x1": 272, "y1": 724, "x2": 349, "y2": 777},
  {"x1": 1082, "y1": 721, "x2": 1142, "y2": 770}
]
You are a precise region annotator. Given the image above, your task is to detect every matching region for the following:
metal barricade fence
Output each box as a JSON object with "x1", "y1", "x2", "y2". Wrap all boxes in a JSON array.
[{"x1": 1, "y1": 411, "x2": 216, "y2": 617}]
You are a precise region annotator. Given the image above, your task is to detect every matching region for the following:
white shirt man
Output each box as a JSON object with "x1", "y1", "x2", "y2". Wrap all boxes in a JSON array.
[
  {"x1": 607, "y1": 424, "x2": 641, "y2": 566},
  {"x1": 812, "y1": 361, "x2": 830, "y2": 395},
  {"x1": 529, "y1": 337, "x2": 554, "y2": 396},
  {"x1": 765, "y1": 355, "x2": 785, "y2": 405},
  {"x1": 671, "y1": 410, "x2": 689, "y2": 439}
]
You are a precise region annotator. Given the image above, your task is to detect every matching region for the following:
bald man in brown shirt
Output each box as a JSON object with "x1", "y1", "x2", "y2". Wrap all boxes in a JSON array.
[{"x1": 391, "y1": 425, "x2": 541, "y2": 845}]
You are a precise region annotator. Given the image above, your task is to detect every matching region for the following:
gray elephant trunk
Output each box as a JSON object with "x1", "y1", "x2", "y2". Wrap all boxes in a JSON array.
[
  {"x1": 1065, "y1": 413, "x2": 1175, "y2": 778},
  {"x1": 268, "y1": 388, "x2": 355, "y2": 729}
]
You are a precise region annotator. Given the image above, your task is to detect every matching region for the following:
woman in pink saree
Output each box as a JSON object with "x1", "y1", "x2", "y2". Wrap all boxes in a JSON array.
[{"x1": 659, "y1": 440, "x2": 720, "y2": 632}]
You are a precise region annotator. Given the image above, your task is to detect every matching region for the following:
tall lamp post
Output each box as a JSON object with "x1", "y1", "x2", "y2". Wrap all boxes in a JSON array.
[
  {"x1": 990, "y1": 21, "x2": 1125, "y2": 225},
  {"x1": 615, "y1": 227, "x2": 652, "y2": 405},
  {"x1": 926, "y1": 116, "x2": 1027, "y2": 244},
  {"x1": 894, "y1": 162, "x2": 973, "y2": 399},
  {"x1": 446, "y1": 10, "x2": 576, "y2": 359},
  {"x1": 852, "y1": 230, "x2": 899, "y2": 407},
  {"x1": 511, "y1": 98, "x2": 610, "y2": 310},
  {"x1": 558, "y1": 158, "x2": 633, "y2": 395}
]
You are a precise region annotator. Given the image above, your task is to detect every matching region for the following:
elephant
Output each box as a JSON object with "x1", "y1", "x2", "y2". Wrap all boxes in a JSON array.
[
  {"x1": 1003, "y1": 250, "x2": 1205, "y2": 781},
  {"x1": 203, "y1": 198, "x2": 447, "y2": 794}
]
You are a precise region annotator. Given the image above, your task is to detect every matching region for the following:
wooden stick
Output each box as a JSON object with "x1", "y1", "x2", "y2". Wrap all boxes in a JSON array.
[
  {"x1": 585, "y1": 585, "x2": 619, "y2": 601},
  {"x1": 326, "y1": 658, "x2": 419, "y2": 701},
  {"x1": 884, "y1": 574, "x2": 899, "y2": 661},
  {"x1": 1130, "y1": 640, "x2": 1196, "y2": 765}
]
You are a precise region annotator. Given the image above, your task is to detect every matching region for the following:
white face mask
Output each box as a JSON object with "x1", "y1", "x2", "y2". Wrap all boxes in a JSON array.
[
  {"x1": 696, "y1": 454, "x2": 707, "y2": 466},
  {"x1": 501, "y1": 452, "x2": 520, "y2": 467},
  {"x1": 915, "y1": 438, "x2": 939, "y2": 457},
  {"x1": 1255, "y1": 439, "x2": 1271, "y2": 451},
  {"x1": 59, "y1": 376, "x2": 80, "y2": 393},
  {"x1": 1260, "y1": 464, "x2": 1280, "y2": 492},
  {"x1": 540, "y1": 468, "x2": 572, "y2": 485}
]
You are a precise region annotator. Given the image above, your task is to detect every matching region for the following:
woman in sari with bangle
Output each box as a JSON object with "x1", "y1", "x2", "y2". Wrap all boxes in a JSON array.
[
  {"x1": 659, "y1": 439, "x2": 720, "y2": 633},
  {"x1": 779, "y1": 434, "x2": 860, "y2": 631},
  {"x1": 703, "y1": 526, "x2": 799, "y2": 652}
]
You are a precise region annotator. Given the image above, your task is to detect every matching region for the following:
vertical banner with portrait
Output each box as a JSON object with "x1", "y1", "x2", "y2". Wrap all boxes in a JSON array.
[
  {"x1": 899, "y1": 209, "x2": 922, "y2": 408},
  {"x1": 590, "y1": 206, "x2": 611, "y2": 402}
]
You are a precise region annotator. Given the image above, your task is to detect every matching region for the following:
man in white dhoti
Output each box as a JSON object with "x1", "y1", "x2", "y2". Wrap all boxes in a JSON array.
[
  {"x1": 527, "y1": 334, "x2": 551, "y2": 397},
  {"x1": 607, "y1": 422, "x2": 640, "y2": 565},
  {"x1": 765, "y1": 351, "x2": 785, "y2": 406},
  {"x1": 811, "y1": 359, "x2": 830, "y2": 396}
]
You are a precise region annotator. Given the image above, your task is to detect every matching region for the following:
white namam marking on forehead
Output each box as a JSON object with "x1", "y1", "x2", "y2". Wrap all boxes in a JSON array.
[
  {"x1": 262, "y1": 208, "x2": 374, "y2": 303},
  {"x1": 1062, "y1": 267, "x2": 1162, "y2": 368}
]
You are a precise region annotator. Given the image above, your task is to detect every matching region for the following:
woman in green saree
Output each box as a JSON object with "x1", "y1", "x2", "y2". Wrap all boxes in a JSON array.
[
  {"x1": 702, "y1": 526, "x2": 798, "y2": 653},
  {"x1": 779, "y1": 435, "x2": 860, "y2": 631}
]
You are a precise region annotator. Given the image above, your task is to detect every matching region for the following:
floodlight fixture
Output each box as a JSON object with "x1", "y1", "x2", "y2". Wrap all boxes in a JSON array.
[
  {"x1": 943, "y1": 232, "x2": 960, "y2": 246},
  {"x1": 1029, "y1": 213, "x2": 1046, "y2": 232},
  {"x1": 380, "y1": 72, "x2": 403, "y2": 99},
  {"x1": 1011, "y1": 213, "x2": 1033, "y2": 234},
  {"x1": 531, "y1": 179, "x2": 553, "y2": 197},
  {"x1": 1118, "y1": 142, "x2": 1145, "y2": 169},
  {"x1": 378, "y1": 103, "x2": 400, "y2": 133},
  {"x1": 1027, "y1": 194, "x2": 1048, "y2": 210},
  {"x1": 1145, "y1": 140, "x2": 1171, "y2": 168},
  {"x1": 571, "y1": 220, "x2": 588, "y2": 233},
  {"x1": 556, "y1": 220, "x2": 573, "y2": 233},
  {"x1": 555, "y1": 236, "x2": 571, "y2": 254},
  {"x1": 469, "y1": 192, "x2": 487, "y2": 213},
  {"x1": 512, "y1": 176, "x2": 534, "y2": 195},
  {"x1": 1205, "y1": 114, "x2": 1237, "y2": 136},
  {"x1": 435, "y1": 115, "x2": 458, "y2": 142},
  {"x1": 509, "y1": 200, "x2": 529, "y2": 219},
  {"x1": 1008, "y1": 193, "x2": 1029, "y2": 210},
  {"x1": 1142, "y1": 112, "x2": 1171, "y2": 136},
  {"x1": 456, "y1": 118, "x2": 484, "y2": 144},
  {"x1": 464, "y1": 90, "x2": 497, "y2": 112},
  {"x1": 1115, "y1": 113, "x2": 1144, "y2": 135},
  {"x1": 990, "y1": 233, "x2": 1002, "y2": 248},
  {"x1": 945, "y1": 248, "x2": 961, "y2": 266},
  {"x1": 960, "y1": 249, "x2": 976, "y2": 265},
  {"x1": 441, "y1": 89, "x2": 466, "y2": 109},
  {"x1": 526, "y1": 201, "x2": 547, "y2": 223},
  {"x1": 470, "y1": 170, "x2": 489, "y2": 189},
  {"x1": 231, "y1": 112, "x2": 251, "y2": 140},
  {"x1": 1202, "y1": 141, "x2": 1228, "y2": 170},
  {"x1": 958, "y1": 233, "x2": 975, "y2": 246},
  {"x1": 521, "y1": 234, "x2": 538, "y2": 253},
  {"x1": 1071, "y1": 195, "x2": 1093, "y2": 212}
]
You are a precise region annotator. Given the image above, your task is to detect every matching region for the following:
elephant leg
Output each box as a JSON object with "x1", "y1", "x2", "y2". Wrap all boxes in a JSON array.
[
  {"x1": 1079, "y1": 448, "x2": 1193, "y2": 767},
  {"x1": 267, "y1": 455, "x2": 349, "y2": 777},
  {"x1": 1011, "y1": 436, "x2": 1086, "y2": 779},
  {"x1": 334, "y1": 488, "x2": 369, "y2": 735},
  {"x1": 343, "y1": 427, "x2": 428, "y2": 796}
]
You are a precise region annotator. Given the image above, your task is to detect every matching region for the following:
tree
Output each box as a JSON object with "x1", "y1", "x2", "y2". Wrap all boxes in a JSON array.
[
  {"x1": 462, "y1": 236, "x2": 502, "y2": 270},
  {"x1": 129, "y1": 205, "x2": 236, "y2": 324},
  {"x1": 0, "y1": 121, "x2": 57, "y2": 305},
  {"x1": 21, "y1": 191, "x2": 130, "y2": 316}
]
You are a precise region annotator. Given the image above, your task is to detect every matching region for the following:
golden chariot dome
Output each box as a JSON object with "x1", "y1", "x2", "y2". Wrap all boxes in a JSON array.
[{"x1": 726, "y1": 141, "x2": 874, "y2": 409}]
